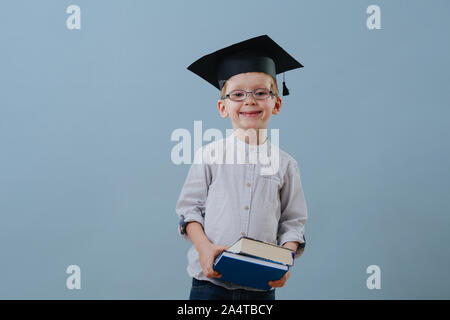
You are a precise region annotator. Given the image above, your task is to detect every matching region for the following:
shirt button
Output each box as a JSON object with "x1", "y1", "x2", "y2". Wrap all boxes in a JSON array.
[
  {"x1": 246, "y1": 183, "x2": 251, "y2": 187},
  {"x1": 244, "y1": 205, "x2": 249, "y2": 210}
]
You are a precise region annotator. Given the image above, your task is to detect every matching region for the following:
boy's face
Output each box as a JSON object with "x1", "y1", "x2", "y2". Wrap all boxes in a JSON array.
[{"x1": 217, "y1": 72, "x2": 282, "y2": 132}]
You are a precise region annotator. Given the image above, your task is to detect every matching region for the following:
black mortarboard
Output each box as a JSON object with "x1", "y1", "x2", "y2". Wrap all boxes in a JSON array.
[{"x1": 187, "y1": 35, "x2": 303, "y2": 96}]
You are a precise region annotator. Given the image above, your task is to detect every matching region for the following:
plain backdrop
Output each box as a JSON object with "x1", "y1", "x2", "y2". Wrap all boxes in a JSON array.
[{"x1": 0, "y1": 0, "x2": 449, "y2": 299}]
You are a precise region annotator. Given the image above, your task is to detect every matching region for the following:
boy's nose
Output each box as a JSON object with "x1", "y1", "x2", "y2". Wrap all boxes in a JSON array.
[{"x1": 243, "y1": 94, "x2": 257, "y2": 104}]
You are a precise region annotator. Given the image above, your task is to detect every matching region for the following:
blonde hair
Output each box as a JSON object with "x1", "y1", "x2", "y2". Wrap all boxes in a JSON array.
[{"x1": 220, "y1": 73, "x2": 279, "y2": 98}]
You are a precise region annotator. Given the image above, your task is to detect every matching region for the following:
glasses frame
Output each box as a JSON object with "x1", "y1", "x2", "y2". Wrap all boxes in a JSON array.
[{"x1": 221, "y1": 88, "x2": 278, "y2": 101}]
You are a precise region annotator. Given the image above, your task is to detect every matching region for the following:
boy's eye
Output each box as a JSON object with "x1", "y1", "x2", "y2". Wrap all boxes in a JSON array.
[
  {"x1": 231, "y1": 91, "x2": 245, "y2": 98},
  {"x1": 254, "y1": 89, "x2": 270, "y2": 98}
]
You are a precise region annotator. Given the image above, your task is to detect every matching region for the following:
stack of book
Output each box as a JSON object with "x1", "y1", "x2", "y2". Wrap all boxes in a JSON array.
[{"x1": 213, "y1": 237, "x2": 295, "y2": 290}]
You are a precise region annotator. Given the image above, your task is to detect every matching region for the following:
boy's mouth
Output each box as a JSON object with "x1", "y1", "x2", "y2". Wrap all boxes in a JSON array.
[{"x1": 239, "y1": 110, "x2": 262, "y2": 118}]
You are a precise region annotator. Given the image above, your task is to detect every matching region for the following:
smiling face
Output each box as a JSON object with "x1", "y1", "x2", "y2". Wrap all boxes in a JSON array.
[{"x1": 217, "y1": 72, "x2": 282, "y2": 133}]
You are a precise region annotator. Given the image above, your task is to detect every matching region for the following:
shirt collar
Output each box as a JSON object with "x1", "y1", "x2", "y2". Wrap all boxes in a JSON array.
[{"x1": 227, "y1": 130, "x2": 270, "y2": 154}]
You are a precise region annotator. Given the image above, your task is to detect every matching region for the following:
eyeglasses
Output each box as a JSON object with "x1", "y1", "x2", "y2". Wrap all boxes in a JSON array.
[{"x1": 221, "y1": 88, "x2": 277, "y2": 101}]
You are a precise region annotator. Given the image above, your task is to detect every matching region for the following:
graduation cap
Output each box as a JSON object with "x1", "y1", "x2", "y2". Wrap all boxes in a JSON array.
[{"x1": 187, "y1": 35, "x2": 303, "y2": 96}]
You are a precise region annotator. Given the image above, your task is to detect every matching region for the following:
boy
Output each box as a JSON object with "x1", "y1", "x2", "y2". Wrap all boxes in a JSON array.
[{"x1": 176, "y1": 35, "x2": 308, "y2": 300}]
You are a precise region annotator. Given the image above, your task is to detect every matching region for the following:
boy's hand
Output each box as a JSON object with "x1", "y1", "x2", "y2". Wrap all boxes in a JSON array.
[
  {"x1": 268, "y1": 241, "x2": 298, "y2": 287},
  {"x1": 268, "y1": 269, "x2": 291, "y2": 288},
  {"x1": 197, "y1": 242, "x2": 228, "y2": 279}
]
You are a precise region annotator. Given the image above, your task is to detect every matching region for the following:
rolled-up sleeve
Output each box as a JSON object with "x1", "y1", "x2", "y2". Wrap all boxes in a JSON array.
[
  {"x1": 278, "y1": 159, "x2": 308, "y2": 258},
  {"x1": 176, "y1": 149, "x2": 211, "y2": 242}
]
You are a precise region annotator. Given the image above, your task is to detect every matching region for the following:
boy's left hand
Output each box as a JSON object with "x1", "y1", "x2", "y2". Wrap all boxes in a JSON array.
[
  {"x1": 268, "y1": 269, "x2": 291, "y2": 288},
  {"x1": 268, "y1": 241, "x2": 298, "y2": 288}
]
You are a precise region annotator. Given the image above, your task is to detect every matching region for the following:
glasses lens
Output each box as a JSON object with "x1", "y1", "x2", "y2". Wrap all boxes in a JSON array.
[
  {"x1": 253, "y1": 88, "x2": 270, "y2": 99},
  {"x1": 229, "y1": 90, "x2": 247, "y2": 101}
]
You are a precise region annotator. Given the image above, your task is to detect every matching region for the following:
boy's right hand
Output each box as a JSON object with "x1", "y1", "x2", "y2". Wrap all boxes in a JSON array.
[{"x1": 197, "y1": 242, "x2": 228, "y2": 278}]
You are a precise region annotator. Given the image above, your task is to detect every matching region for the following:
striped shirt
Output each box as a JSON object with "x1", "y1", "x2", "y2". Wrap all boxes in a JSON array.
[{"x1": 176, "y1": 131, "x2": 308, "y2": 291}]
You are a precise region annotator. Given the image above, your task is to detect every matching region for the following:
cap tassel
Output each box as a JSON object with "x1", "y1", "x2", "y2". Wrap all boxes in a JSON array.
[{"x1": 282, "y1": 73, "x2": 290, "y2": 96}]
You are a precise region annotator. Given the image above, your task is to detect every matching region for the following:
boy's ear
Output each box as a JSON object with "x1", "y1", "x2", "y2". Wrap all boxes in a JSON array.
[
  {"x1": 272, "y1": 96, "x2": 282, "y2": 115},
  {"x1": 218, "y1": 100, "x2": 229, "y2": 118}
]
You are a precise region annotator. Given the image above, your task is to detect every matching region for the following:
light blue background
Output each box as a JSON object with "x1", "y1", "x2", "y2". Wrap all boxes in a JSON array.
[{"x1": 1, "y1": 0, "x2": 449, "y2": 299}]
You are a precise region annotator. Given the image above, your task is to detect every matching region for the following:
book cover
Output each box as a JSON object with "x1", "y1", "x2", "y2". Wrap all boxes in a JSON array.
[
  {"x1": 227, "y1": 236, "x2": 295, "y2": 266},
  {"x1": 213, "y1": 251, "x2": 289, "y2": 291}
]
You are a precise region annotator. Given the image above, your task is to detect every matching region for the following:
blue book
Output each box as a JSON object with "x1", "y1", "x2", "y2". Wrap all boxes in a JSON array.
[{"x1": 213, "y1": 251, "x2": 289, "y2": 291}]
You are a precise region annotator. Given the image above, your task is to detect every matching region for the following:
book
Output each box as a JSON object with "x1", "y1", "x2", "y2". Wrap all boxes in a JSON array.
[
  {"x1": 213, "y1": 251, "x2": 289, "y2": 291},
  {"x1": 227, "y1": 236, "x2": 295, "y2": 266}
]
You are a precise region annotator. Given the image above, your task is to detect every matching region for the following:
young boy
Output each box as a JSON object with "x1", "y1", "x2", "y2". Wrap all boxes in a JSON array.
[{"x1": 176, "y1": 35, "x2": 308, "y2": 300}]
